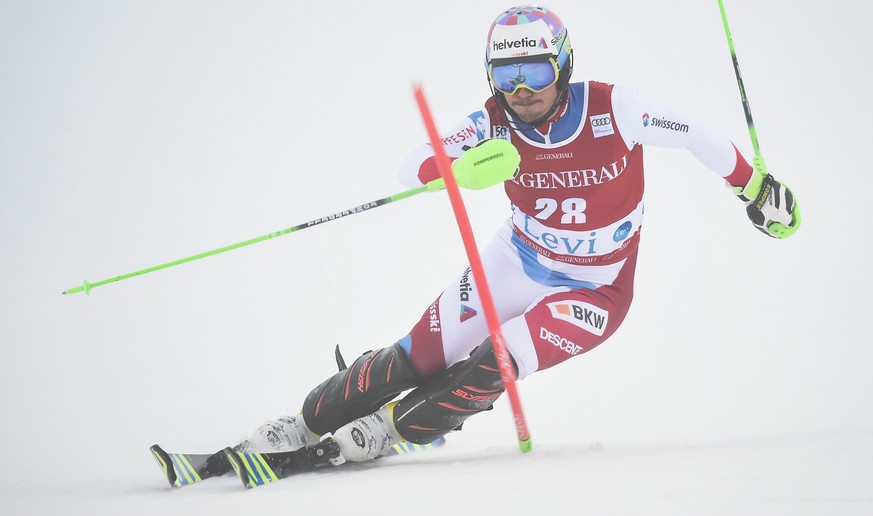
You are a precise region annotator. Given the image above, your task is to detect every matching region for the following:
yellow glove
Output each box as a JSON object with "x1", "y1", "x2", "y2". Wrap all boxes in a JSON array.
[{"x1": 426, "y1": 139, "x2": 520, "y2": 191}]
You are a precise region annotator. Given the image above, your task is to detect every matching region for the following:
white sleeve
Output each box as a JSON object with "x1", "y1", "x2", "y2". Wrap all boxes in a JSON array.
[
  {"x1": 398, "y1": 145, "x2": 437, "y2": 188},
  {"x1": 399, "y1": 109, "x2": 492, "y2": 187},
  {"x1": 612, "y1": 84, "x2": 739, "y2": 178}
]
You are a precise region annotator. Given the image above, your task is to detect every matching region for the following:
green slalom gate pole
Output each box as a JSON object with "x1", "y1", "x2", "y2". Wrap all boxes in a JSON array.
[{"x1": 62, "y1": 184, "x2": 436, "y2": 295}]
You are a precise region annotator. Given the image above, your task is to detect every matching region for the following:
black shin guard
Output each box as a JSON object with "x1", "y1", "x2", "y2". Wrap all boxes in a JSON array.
[
  {"x1": 393, "y1": 339, "x2": 516, "y2": 444},
  {"x1": 301, "y1": 343, "x2": 419, "y2": 436}
]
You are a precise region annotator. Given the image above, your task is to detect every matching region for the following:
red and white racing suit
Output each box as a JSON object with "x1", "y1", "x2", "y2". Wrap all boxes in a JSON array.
[{"x1": 397, "y1": 81, "x2": 752, "y2": 380}]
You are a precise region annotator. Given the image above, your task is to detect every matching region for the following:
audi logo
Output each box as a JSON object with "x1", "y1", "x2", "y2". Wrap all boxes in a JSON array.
[{"x1": 591, "y1": 116, "x2": 611, "y2": 127}]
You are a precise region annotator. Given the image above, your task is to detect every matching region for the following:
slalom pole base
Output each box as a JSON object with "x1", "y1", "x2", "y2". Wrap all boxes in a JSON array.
[{"x1": 519, "y1": 437, "x2": 533, "y2": 453}]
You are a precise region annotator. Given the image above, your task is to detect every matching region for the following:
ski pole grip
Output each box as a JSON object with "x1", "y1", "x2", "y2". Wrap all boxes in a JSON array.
[
  {"x1": 453, "y1": 139, "x2": 520, "y2": 190},
  {"x1": 424, "y1": 139, "x2": 520, "y2": 192}
]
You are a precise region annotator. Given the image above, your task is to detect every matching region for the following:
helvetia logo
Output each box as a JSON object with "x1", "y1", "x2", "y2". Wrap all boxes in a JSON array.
[
  {"x1": 492, "y1": 37, "x2": 538, "y2": 51},
  {"x1": 460, "y1": 304, "x2": 478, "y2": 323},
  {"x1": 458, "y1": 267, "x2": 473, "y2": 302}
]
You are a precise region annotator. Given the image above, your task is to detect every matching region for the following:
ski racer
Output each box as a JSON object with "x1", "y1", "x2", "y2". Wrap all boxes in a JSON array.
[{"x1": 238, "y1": 4, "x2": 801, "y2": 463}]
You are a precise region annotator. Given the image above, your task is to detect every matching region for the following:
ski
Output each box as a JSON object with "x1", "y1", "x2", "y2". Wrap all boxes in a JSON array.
[
  {"x1": 151, "y1": 436, "x2": 446, "y2": 489},
  {"x1": 223, "y1": 437, "x2": 341, "y2": 489},
  {"x1": 386, "y1": 437, "x2": 446, "y2": 456},
  {"x1": 149, "y1": 444, "x2": 232, "y2": 488},
  {"x1": 224, "y1": 436, "x2": 447, "y2": 489}
]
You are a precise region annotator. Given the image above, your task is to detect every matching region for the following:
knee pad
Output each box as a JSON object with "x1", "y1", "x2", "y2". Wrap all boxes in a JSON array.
[
  {"x1": 301, "y1": 343, "x2": 419, "y2": 435},
  {"x1": 393, "y1": 338, "x2": 516, "y2": 444}
]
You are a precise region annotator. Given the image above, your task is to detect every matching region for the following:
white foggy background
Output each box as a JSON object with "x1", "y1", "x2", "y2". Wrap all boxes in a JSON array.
[{"x1": 1, "y1": 0, "x2": 870, "y2": 514}]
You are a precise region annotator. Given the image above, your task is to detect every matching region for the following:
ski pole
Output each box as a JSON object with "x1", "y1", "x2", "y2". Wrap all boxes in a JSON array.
[
  {"x1": 62, "y1": 184, "x2": 438, "y2": 295},
  {"x1": 413, "y1": 83, "x2": 533, "y2": 453},
  {"x1": 719, "y1": 0, "x2": 801, "y2": 239},
  {"x1": 718, "y1": 0, "x2": 762, "y2": 157}
]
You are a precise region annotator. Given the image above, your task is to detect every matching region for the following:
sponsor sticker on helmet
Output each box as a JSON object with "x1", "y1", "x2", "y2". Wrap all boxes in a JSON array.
[{"x1": 489, "y1": 22, "x2": 556, "y2": 60}]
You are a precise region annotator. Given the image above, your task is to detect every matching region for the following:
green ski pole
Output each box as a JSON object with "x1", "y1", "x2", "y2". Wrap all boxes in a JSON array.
[
  {"x1": 63, "y1": 133, "x2": 521, "y2": 295},
  {"x1": 718, "y1": 0, "x2": 800, "y2": 239},
  {"x1": 62, "y1": 184, "x2": 435, "y2": 295},
  {"x1": 718, "y1": 0, "x2": 761, "y2": 157}
]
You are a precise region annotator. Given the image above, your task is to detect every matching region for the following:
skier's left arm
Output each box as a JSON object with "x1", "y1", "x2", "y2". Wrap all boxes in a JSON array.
[{"x1": 612, "y1": 84, "x2": 800, "y2": 238}]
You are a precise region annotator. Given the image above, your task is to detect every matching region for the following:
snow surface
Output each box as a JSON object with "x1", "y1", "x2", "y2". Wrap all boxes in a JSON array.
[{"x1": 2, "y1": 1, "x2": 872, "y2": 515}]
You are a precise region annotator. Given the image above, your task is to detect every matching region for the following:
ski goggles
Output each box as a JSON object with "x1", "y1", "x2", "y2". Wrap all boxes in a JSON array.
[{"x1": 488, "y1": 58, "x2": 560, "y2": 95}]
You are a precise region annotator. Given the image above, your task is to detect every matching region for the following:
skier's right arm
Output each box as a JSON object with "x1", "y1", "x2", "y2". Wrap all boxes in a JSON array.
[{"x1": 399, "y1": 110, "x2": 491, "y2": 188}]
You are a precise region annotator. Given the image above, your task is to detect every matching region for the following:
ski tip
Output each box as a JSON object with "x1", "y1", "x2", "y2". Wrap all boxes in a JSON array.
[
  {"x1": 149, "y1": 444, "x2": 178, "y2": 488},
  {"x1": 223, "y1": 447, "x2": 252, "y2": 490}
]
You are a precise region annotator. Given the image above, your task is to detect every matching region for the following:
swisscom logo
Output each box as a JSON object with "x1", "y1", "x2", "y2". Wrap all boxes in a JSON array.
[{"x1": 642, "y1": 112, "x2": 689, "y2": 133}]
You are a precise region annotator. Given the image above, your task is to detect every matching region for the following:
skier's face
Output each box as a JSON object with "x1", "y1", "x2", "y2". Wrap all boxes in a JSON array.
[{"x1": 505, "y1": 84, "x2": 560, "y2": 124}]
